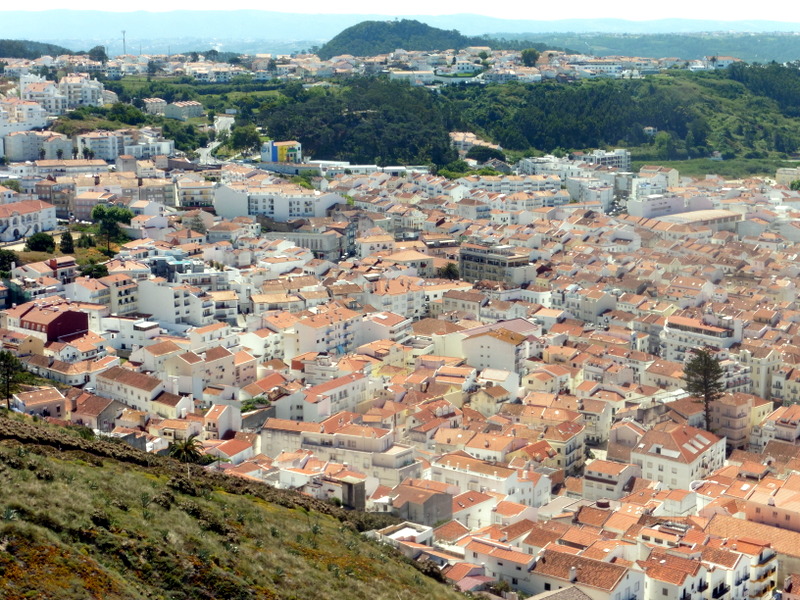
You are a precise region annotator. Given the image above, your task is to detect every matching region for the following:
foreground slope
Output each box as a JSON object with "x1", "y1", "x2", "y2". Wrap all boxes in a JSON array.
[{"x1": 0, "y1": 413, "x2": 464, "y2": 600}]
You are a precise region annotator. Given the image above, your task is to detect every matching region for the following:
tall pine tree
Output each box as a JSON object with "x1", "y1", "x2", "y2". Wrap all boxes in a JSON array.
[{"x1": 683, "y1": 347, "x2": 725, "y2": 432}]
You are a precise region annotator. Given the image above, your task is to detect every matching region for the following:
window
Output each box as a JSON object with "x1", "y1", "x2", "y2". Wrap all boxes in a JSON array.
[{"x1": 544, "y1": 583, "x2": 551, "y2": 591}]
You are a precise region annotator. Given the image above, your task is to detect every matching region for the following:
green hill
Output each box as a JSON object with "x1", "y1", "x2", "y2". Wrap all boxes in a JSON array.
[
  {"x1": 0, "y1": 413, "x2": 465, "y2": 600},
  {"x1": 0, "y1": 39, "x2": 73, "y2": 59},
  {"x1": 318, "y1": 19, "x2": 489, "y2": 60}
]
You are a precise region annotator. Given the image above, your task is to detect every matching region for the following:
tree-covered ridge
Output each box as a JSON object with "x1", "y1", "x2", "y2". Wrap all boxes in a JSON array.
[
  {"x1": 0, "y1": 39, "x2": 73, "y2": 59},
  {"x1": 316, "y1": 19, "x2": 554, "y2": 60},
  {"x1": 318, "y1": 19, "x2": 473, "y2": 60},
  {"x1": 257, "y1": 65, "x2": 800, "y2": 166},
  {"x1": 439, "y1": 67, "x2": 800, "y2": 160},
  {"x1": 261, "y1": 79, "x2": 458, "y2": 166}
]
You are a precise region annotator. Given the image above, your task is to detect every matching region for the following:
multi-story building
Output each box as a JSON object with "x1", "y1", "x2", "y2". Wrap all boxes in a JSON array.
[
  {"x1": 58, "y1": 74, "x2": 104, "y2": 108},
  {"x1": 214, "y1": 182, "x2": 343, "y2": 221},
  {"x1": 630, "y1": 422, "x2": 725, "y2": 487},
  {"x1": 3, "y1": 130, "x2": 73, "y2": 162},
  {"x1": 0, "y1": 198, "x2": 57, "y2": 241},
  {"x1": 458, "y1": 243, "x2": 532, "y2": 284},
  {"x1": 659, "y1": 315, "x2": 742, "y2": 363},
  {"x1": 142, "y1": 98, "x2": 167, "y2": 115},
  {"x1": 0, "y1": 98, "x2": 48, "y2": 136},
  {"x1": 20, "y1": 75, "x2": 67, "y2": 115},
  {"x1": 430, "y1": 451, "x2": 542, "y2": 506},
  {"x1": 261, "y1": 418, "x2": 421, "y2": 487},
  {"x1": 177, "y1": 177, "x2": 216, "y2": 208},
  {"x1": 76, "y1": 131, "x2": 127, "y2": 161},
  {"x1": 578, "y1": 148, "x2": 631, "y2": 171},
  {"x1": 137, "y1": 278, "x2": 215, "y2": 327},
  {"x1": 750, "y1": 404, "x2": 800, "y2": 451},
  {"x1": 261, "y1": 140, "x2": 302, "y2": 163},
  {"x1": 582, "y1": 459, "x2": 641, "y2": 501},
  {"x1": 164, "y1": 101, "x2": 203, "y2": 121},
  {"x1": 98, "y1": 273, "x2": 139, "y2": 316},
  {"x1": 283, "y1": 303, "x2": 362, "y2": 359}
]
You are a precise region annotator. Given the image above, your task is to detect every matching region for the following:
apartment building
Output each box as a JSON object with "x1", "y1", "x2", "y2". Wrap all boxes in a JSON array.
[
  {"x1": 3, "y1": 130, "x2": 73, "y2": 162},
  {"x1": 630, "y1": 422, "x2": 725, "y2": 487},
  {"x1": 582, "y1": 459, "x2": 641, "y2": 501},
  {"x1": 137, "y1": 278, "x2": 215, "y2": 327},
  {"x1": 164, "y1": 100, "x2": 203, "y2": 121},
  {"x1": 459, "y1": 243, "x2": 533, "y2": 284},
  {"x1": 659, "y1": 315, "x2": 742, "y2": 363},
  {"x1": 214, "y1": 182, "x2": 343, "y2": 221}
]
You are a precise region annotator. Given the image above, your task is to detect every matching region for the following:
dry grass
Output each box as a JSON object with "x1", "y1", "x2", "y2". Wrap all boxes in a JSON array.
[{"x1": 0, "y1": 417, "x2": 467, "y2": 600}]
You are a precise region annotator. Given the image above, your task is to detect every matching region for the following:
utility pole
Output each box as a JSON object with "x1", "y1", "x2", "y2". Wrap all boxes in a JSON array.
[{"x1": 122, "y1": 30, "x2": 126, "y2": 56}]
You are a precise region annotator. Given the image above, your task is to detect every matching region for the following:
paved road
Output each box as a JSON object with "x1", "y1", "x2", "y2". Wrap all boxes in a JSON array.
[
  {"x1": 198, "y1": 140, "x2": 222, "y2": 165},
  {"x1": 214, "y1": 115, "x2": 235, "y2": 134},
  {"x1": 196, "y1": 115, "x2": 236, "y2": 166}
]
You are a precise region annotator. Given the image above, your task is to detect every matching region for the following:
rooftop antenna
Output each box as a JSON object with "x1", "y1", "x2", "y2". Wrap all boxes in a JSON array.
[{"x1": 122, "y1": 30, "x2": 126, "y2": 56}]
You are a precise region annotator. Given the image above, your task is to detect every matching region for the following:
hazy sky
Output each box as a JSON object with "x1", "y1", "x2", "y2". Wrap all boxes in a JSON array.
[{"x1": 1, "y1": 4, "x2": 785, "y2": 21}]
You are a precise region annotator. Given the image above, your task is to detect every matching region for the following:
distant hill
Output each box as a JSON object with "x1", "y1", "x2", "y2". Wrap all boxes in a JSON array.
[
  {"x1": 318, "y1": 19, "x2": 495, "y2": 60},
  {"x1": 0, "y1": 39, "x2": 73, "y2": 59},
  {"x1": 492, "y1": 31, "x2": 800, "y2": 63}
]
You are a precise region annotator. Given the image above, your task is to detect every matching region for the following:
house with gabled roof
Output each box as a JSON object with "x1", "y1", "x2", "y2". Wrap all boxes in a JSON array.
[{"x1": 631, "y1": 422, "x2": 725, "y2": 489}]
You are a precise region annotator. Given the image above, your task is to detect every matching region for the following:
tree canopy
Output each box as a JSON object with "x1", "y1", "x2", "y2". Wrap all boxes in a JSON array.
[
  {"x1": 25, "y1": 232, "x2": 55, "y2": 253},
  {"x1": 79, "y1": 260, "x2": 109, "y2": 279},
  {"x1": 0, "y1": 350, "x2": 22, "y2": 409},
  {"x1": 263, "y1": 78, "x2": 456, "y2": 166},
  {"x1": 465, "y1": 145, "x2": 506, "y2": 163},
  {"x1": 59, "y1": 231, "x2": 74, "y2": 254},
  {"x1": 229, "y1": 124, "x2": 261, "y2": 153},
  {"x1": 521, "y1": 48, "x2": 540, "y2": 67},
  {"x1": 87, "y1": 45, "x2": 108, "y2": 64},
  {"x1": 168, "y1": 434, "x2": 204, "y2": 464},
  {"x1": 91, "y1": 204, "x2": 133, "y2": 253},
  {"x1": 684, "y1": 347, "x2": 725, "y2": 431},
  {"x1": 436, "y1": 262, "x2": 460, "y2": 280},
  {"x1": 0, "y1": 249, "x2": 18, "y2": 273}
]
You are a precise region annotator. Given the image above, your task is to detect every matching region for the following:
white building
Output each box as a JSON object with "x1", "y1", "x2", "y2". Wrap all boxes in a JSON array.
[
  {"x1": 0, "y1": 199, "x2": 57, "y2": 241},
  {"x1": 137, "y1": 278, "x2": 216, "y2": 327},
  {"x1": 0, "y1": 98, "x2": 48, "y2": 136},
  {"x1": 630, "y1": 423, "x2": 725, "y2": 488},
  {"x1": 214, "y1": 182, "x2": 343, "y2": 221}
]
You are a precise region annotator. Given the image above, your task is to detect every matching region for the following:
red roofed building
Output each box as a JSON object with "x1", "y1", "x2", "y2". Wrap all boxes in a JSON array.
[{"x1": 631, "y1": 422, "x2": 725, "y2": 488}]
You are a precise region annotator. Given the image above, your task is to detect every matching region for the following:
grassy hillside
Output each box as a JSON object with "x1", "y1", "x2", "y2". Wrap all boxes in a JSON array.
[{"x1": 0, "y1": 412, "x2": 465, "y2": 600}]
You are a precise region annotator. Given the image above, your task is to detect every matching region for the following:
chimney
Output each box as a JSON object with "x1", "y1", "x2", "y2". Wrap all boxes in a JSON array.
[{"x1": 569, "y1": 566, "x2": 577, "y2": 582}]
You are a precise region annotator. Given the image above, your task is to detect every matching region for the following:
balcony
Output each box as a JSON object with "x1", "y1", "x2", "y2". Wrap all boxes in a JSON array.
[
  {"x1": 755, "y1": 553, "x2": 775, "y2": 568},
  {"x1": 712, "y1": 584, "x2": 730, "y2": 598},
  {"x1": 752, "y1": 567, "x2": 776, "y2": 582}
]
